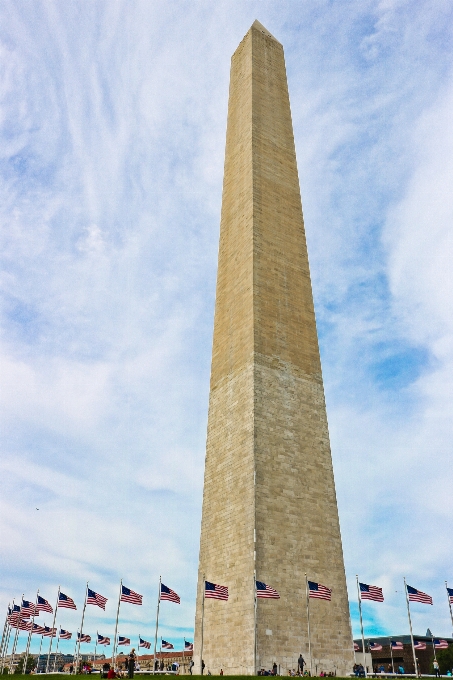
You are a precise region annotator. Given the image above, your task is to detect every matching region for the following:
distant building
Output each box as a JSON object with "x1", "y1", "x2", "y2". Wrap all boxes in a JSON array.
[
  {"x1": 354, "y1": 636, "x2": 453, "y2": 674},
  {"x1": 86, "y1": 651, "x2": 193, "y2": 675}
]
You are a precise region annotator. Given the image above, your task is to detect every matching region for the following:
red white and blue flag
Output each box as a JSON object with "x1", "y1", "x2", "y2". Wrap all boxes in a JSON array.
[
  {"x1": 391, "y1": 641, "x2": 404, "y2": 650},
  {"x1": 205, "y1": 581, "x2": 228, "y2": 600},
  {"x1": 369, "y1": 642, "x2": 383, "y2": 651},
  {"x1": 78, "y1": 632, "x2": 91, "y2": 643},
  {"x1": 118, "y1": 636, "x2": 130, "y2": 646},
  {"x1": 32, "y1": 623, "x2": 47, "y2": 635},
  {"x1": 359, "y1": 583, "x2": 384, "y2": 602},
  {"x1": 161, "y1": 583, "x2": 180, "y2": 604},
  {"x1": 58, "y1": 592, "x2": 77, "y2": 609},
  {"x1": 43, "y1": 626, "x2": 57, "y2": 637},
  {"x1": 407, "y1": 585, "x2": 432, "y2": 605},
  {"x1": 185, "y1": 641, "x2": 193, "y2": 651},
  {"x1": 447, "y1": 588, "x2": 453, "y2": 605},
  {"x1": 139, "y1": 638, "x2": 151, "y2": 649},
  {"x1": 121, "y1": 586, "x2": 142, "y2": 605},
  {"x1": 434, "y1": 640, "x2": 449, "y2": 649},
  {"x1": 414, "y1": 641, "x2": 426, "y2": 650},
  {"x1": 21, "y1": 600, "x2": 38, "y2": 617},
  {"x1": 97, "y1": 634, "x2": 110, "y2": 645},
  {"x1": 308, "y1": 581, "x2": 332, "y2": 601},
  {"x1": 59, "y1": 629, "x2": 72, "y2": 640},
  {"x1": 256, "y1": 581, "x2": 280, "y2": 599},
  {"x1": 87, "y1": 588, "x2": 108, "y2": 610},
  {"x1": 162, "y1": 640, "x2": 173, "y2": 650},
  {"x1": 36, "y1": 596, "x2": 53, "y2": 613}
]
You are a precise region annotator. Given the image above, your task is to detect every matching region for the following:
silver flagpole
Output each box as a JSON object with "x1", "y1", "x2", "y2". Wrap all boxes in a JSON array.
[
  {"x1": 404, "y1": 578, "x2": 418, "y2": 676},
  {"x1": 112, "y1": 580, "x2": 122, "y2": 670},
  {"x1": 254, "y1": 571, "x2": 257, "y2": 674},
  {"x1": 75, "y1": 582, "x2": 89, "y2": 671},
  {"x1": 24, "y1": 589, "x2": 39, "y2": 673},
  {"x1": 153, "y1": 577, "x2": 161, "y2": 675},
  {"x1": 389, "y1": 639, "x2": 394, "y2": 674},
  {"x1": 183, "y1": 637, "x2": 185, "y2": 673},
  {"x1": 73, "y1": 629, "x2": 79, "y2": 672},
  {"x1": 94, "y1": 632, "x2": 98, "y2": 664},
  {"x1": 9, "y1": 592, "x2": 24, "y2": 673},
  {"x1": 305, "y1": 575, "x2": 313, "y2": 677},
  {"x1": 446, "y1": 582, "x2": 453, "y2": 633},
  {"x1": 0, "y1": 603, "x2": 10, "y2": 658},
  {"x1": 356, "y1": 576, "x2": 367, "y2": 677},
  {"x1": 0, "y1": 602, "x2": 13, "y2": 674},
  {"x1": 46, "y1": 585, "x2": 60, "y2": 673},
  {"x1": 431, "y1": 633, "x2": 438, "y2": 663},
  {"x1": 37, "y1": 632, "x2": 44, "y2": 672},
  {"x1": 53, "y1": 628, "x2": 61, "y2": 672},
  {"x1": 200, "y1": 576, "x2": 205, "y2": 676}
]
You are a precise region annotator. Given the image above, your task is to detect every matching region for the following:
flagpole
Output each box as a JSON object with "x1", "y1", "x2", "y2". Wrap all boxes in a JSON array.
[
  {"x1": 75, "y1": 582, "x2": 89, "y2": 671},
  {"x1": 53, "y1": 629, "x2": 61, "y2": 672},
  {"x1": 112, "y1": 579, "x2": 122, "y2": 670},
  {"x1": 9, "y1": 592, "x2": 24, "y2": 673},
  {"x1": 389, "y1": 639, "x2": 394, "y2": 674},
  {"x1": 200, "y1": 575, "x2": 205, "y2": 676},
  {"x1": 431, "y1": 633, "x2": 438, "y2": 663},
  {"x1": 74, "y1": 629, "x2": 79, "y2": 671},
  {"x1": 183, "y1": 637, "x2": 185, "y2": 672},
  {"x1": 0, "y1": 604, "x2": 9, "y2": 659},
  {"x1": 446, "y1": 582, "x2": 453, "y2": 633},
  {"x1": 356, "y1": 576, "x2": 367, "y2": 677},
  {"x1": 94, "y1": 632, "x2": 98, "y2": 664},
  {"x1": 153, "y1": 577, "x2": 161, "y2": 676},
  {"x1": 0, "y1": 601, "x2": 12, "y2": 673},
  {"x1": 37, "y1": 632, "x2": 44, "y2": 672},
  {"x1": 404, "y1": 578, "x2": 418, "y2": 676},
  {"x1": 305, "y1": 575, "x2": 312, "y2": 677},
  {"x1": 254, "y1": 571, "x2": 257, "y2": 674},
  {"x1": 46, "y1": 585, "x2": 60, "y2": 673},
  {"x1": 24, "y1": 590, "x2": 39, "y2": 673}
]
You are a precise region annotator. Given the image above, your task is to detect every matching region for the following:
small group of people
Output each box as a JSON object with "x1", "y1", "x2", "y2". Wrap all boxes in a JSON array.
[
  {"x1": 353, "y1": 663, "x2": 366, "y2": 677},
  {"x1": 98, "y1": 649, "x2": 137, "y2": 679}
]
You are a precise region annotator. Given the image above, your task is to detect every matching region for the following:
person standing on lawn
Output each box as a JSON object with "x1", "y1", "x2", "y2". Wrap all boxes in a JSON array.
[{"x1": 128, "y1": 649, "x2": 136, "y2": 679}]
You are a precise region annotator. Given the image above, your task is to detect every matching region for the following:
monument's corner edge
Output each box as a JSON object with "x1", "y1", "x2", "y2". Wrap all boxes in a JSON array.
[{"x1": 251, "y1": 19, "x2": 282, "y2": 45}]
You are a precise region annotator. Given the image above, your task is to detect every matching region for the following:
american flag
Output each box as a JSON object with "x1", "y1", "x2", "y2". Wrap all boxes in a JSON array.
[
  {"x1": 58, "y1": 592, "x2": 77, "y2": 609},
  {"x1": 434, "y1": 639, "x2": 449, "y2": 649},
  {"x1": 97, "y1": 634, "x2": 110, "y2": 646},
  {"x1": 36, "y1": 595, "x2": 53, "y2": 613},
  {"x1": 87, "y1": 588, "x2": 108, "y2": 610},
  {"x1": 118, "y1": 636, "x2": 130, "y2": 646},
  {"x1": 59, "y1": 629, "x2": 72, "y2": 640},
  {"x1": 354, "y1": 643, "x2": 360, "y2": 651},
  {"x1": 162, "y1": 640, "x2": 173, "y2": 650},
  {"x1": 414, "y1": 641, "x2": 426, "y2": 650},
  {"x1": 406, "y1": 585, "x2": 432, "y2": 605},
  {"x1": 16, "y1": 620, "x2": 32, "y2": 631},
  {"x1": 359, "y1": 583, "x2": 384, "y2": 602},
  {"x1": 78, "y1": 632, "x2": 91, "y2": 643},
  {"x1": 256, "y1": 581, "x2": 280, "y2": 599},
  {"x1": 21, "y1": 600, "x2": 38, "y2": 617},
  {"x1": 447, "y1": 587, "x2": 453, "y2": 605},
  {"x1": 308, "y1": 581, "x2": 332, "y2": 601},
  {"x1": 32, "y1": 623, "x2": 47, "y2": 635},
  {"x1": 43, "y1": 626, "x2": 57, "y2": 637},
  {"x1": 205, "y1": 581, "x2": 228, "y2": 600},
  {"x1": 369, "y1": 642, "x2": 383, "y2": 651},
  {"x1": 139, "y1": 638, "x2": 151, "y2": 649},
  {"x1": 121, "y1": 585, "x2": 142, "y2": 605},
  {"x1": 185, "y1": 641, "x2": 193, "y2": 651},
  {"x1": 391, "y1": 641, "x2": 404, "y2": 650},
  {"x1": 161, "y1": 583, "x2": 180, "y2": 604}
]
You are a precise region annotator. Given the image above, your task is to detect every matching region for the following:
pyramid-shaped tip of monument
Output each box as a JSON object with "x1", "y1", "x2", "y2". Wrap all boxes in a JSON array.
[{"x1": 251, "y1": 20, "x2": 281, "y2": 44}]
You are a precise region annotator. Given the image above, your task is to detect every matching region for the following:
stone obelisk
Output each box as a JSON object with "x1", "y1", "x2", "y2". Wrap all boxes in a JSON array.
[{"x1": 194, "y1": 21, "x2": 353, "y2": 676}]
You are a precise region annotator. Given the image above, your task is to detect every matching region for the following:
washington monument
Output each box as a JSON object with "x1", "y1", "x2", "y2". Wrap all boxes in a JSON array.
[{"x1": 194, "y1": 21, "x2": 353, "y2": 675}]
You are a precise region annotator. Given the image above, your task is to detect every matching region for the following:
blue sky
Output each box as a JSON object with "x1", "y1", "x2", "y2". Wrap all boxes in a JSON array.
[{"x1": 0, "y1": 0, "x2": 452, "y2": 656}]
